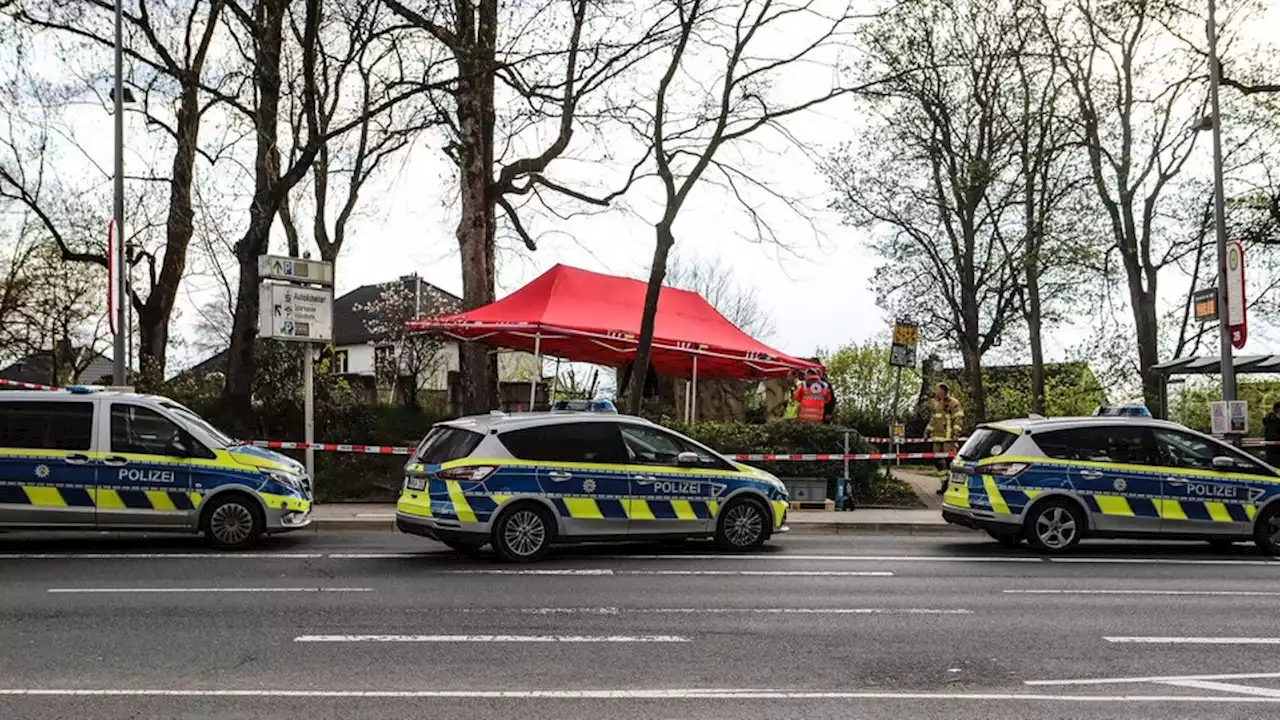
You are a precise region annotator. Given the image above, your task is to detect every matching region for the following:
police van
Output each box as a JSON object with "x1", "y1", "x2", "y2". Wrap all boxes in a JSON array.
[
  {"x1": 0, "y1": 388, "x2": 312, "y2": 548},
  {"x1": 942, "y1": 415, "x2": 1280, "y2": 554},
  {"x1": 396, "y1": 409, "x2": 791, "y2": 561}
]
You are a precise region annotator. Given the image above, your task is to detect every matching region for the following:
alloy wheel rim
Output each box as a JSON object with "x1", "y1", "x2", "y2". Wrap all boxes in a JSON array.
[
  {"x1": 1268, "y1": 515, "x2": 1280, "y2": 549},
  {"x1": 725, "y1": 504, "x2": 764, "y2": 547},
  {"x1": 210, "y1": 503, "x2": 254, "y2": 545},
  {"x1": 1035, "y1": 507, "x2": 1076, "y2": 549},
  {"x1": 504, "y1": 511, "x2": 546, "y2": 556}
]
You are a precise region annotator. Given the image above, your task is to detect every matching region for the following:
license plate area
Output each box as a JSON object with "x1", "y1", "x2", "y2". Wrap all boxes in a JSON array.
[{"x1": 949, "y1": 471, "x2": 967, "y2": 486}]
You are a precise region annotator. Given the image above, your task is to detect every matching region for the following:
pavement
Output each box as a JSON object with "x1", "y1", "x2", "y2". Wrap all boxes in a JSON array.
[
  {"x1": 307, "y1": 502, "x2": 960, "y2": 534},
  {"x1": 2, "y1": 530, "x2": 1280, "y2": 719}
]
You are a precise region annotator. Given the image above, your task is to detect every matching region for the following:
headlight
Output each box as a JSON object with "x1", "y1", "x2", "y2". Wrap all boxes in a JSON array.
[{"x1": 263, "y1": 469, "x2": 304, "y2": 492}]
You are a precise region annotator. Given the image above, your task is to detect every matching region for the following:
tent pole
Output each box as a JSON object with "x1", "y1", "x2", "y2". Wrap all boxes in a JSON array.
[
  {"x1": 530, "y1": 333, "x2": 541, "y2": 410},
  {"x1": 684, "y1": 377, "x2": 691, "y2": 422},
  {"x1": 550, "y1": 357, "x2": 561, "y2": 405},
  {"x1": 692, "y1": 354, "x2": 699, "y2": 422}
]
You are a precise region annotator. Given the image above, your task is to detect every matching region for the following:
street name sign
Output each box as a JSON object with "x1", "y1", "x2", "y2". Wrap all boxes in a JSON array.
[
  {"x1": 258, "y1": 283, "x2": 334, "y2": 342},
  {"x1": 258, "y1": 254, "x2": 334, "y2": 287}
]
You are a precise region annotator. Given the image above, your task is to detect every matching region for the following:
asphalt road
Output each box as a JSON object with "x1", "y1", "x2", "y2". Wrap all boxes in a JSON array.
[{"x1": 3, "y1": 530, "x2": 1280, "y2": 719}]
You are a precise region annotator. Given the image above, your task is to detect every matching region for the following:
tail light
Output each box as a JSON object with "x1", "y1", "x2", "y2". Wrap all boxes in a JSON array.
[
  {"x1": 983, "y1": 462, "x2": 1029, "y2": 477},
  {"x1": 437, "y1": 465, "x2": 498, "y2": 483}
]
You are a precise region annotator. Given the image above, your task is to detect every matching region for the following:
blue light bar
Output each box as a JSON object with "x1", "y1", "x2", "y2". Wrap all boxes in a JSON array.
[{"x1": 551, "y1": 399, "x2": 617, "y2": 413}]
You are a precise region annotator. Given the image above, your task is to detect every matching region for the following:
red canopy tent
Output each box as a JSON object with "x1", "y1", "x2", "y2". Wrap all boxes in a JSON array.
[{"x1": 406, "y1": 264, "x2": 820, "y2": 415}]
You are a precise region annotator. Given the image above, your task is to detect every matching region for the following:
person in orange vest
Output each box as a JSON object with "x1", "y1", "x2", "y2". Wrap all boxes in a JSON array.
[{"x1": 793, "y1": 368, "x2": 833, "y2": 423}]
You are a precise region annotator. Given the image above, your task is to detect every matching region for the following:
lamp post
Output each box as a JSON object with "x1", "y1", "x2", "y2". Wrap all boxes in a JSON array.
[
  {"x1": 111, "y1": 0, "x2": 126, "y2": 386},
  {"x1": 1207, "y1": 0, "x2": 1236, "y2": 405}
]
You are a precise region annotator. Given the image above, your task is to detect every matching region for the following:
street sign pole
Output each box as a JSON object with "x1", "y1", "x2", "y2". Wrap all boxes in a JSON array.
[
  {"x1": 111, "y1": 0, "x2": 126, "y2": 387},
  {"x1": 1207, "y1": 0, "x2": 1237, "y2": 410},
  {"x1": 304, "y1": 344, "x2": 314, "y2": 479}
]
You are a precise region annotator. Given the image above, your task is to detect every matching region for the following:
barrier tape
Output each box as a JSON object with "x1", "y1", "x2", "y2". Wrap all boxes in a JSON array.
[
  {"x1": 249, "y1": 440, "x2": 413, "y2": 455},
  {"x1": 731, "y1": 452, "x2": 954, "y2": 461},
  {"x1": 0, "y1": 378, "x2": 61, "y2": 391}
]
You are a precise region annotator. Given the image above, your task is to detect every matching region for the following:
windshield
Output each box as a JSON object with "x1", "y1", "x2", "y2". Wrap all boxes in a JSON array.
[{"x1": 160, "y1": 401, "x2": 236, "y2": 449}]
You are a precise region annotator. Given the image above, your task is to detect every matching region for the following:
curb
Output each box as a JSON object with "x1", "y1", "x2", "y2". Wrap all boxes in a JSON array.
[{"x1": 304, "y1": 519, "x2": 978, "y2": 536}]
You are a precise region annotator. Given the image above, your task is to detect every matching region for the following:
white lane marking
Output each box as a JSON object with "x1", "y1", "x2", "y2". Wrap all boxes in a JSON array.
[
  {"x1": 1005, "y1": 589, "x2": 1280, "y2": 597},
  {"x1": 46, "y1": 587, "x2": 371, "y2": 594},
  {"x1": 1104, "y1": 637, "x2": 1280, "y2": 645},
  {"x1": 1027, "y1": 671, "x2": 1280, "y2": 686},
  {"x1": 448, "y1": 569, "x2": 892, "y2": 577},
  {"x1": 1156, "y1": 680, "x2": 1280, "y2": 698},
  {"x1": 453, "y1": 607, "x2": 970, "y2": 615},
  {"x1": 326, "y1": 553, "x2": 424, "y2": 559},
  {"x1": 293, "y1": 635, "x2": 690, "y2": 643},
  {"x1": 0, "y1": 553, "x2": 326, "y2": 560},
  {"x1": 3, "y1": 688, "x2": 1280, "y2": 702}
]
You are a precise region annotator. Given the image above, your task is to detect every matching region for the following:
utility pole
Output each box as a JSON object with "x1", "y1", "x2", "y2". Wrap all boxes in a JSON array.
[
  {"x1": 1207, "y1": 0, "x2": 1236, "y2": 404},
  {"x1": 111, "y1": 0, "x2": 126, "y2": 386}
]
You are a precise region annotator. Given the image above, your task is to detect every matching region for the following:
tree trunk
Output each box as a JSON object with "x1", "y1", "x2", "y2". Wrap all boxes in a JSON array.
[
  {"x1": 961, "y1": 344, "x2": 986, "y2": 425},
  {"x1": 1134, "y1": 288, "x2": 1162, "y2": 417},
  {"x1": 136, "y1": 82, "x2": 203, "y2": 388},
  {"x1": 1025, "y1": 255, "x2": 1045, "y2": 415},
  {"x1": 627, "y1": 222, "x2": 675, "y2": 415},
  {"x1": 222, "y1": 0, "x2": 288, "y2": 430},
  {"x1": 452, "y1": 25, "x2": 499, "y2": 415}
]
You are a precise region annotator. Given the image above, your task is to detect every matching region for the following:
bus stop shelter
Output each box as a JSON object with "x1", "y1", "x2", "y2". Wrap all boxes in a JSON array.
[
  {"x1": 406, "y1": 264, "x2": 821, "y2": 419},
  {"x1": 1152, "y1": 354, "x2": 1280, "y2": 418}
]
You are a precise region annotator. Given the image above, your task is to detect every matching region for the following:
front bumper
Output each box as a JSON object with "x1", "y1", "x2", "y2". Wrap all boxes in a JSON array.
[
  {"x1": 267, "y1": 505, "x2": 312, "y2": 533},
  {"x1": 396, "y1": 511, "x2": 488, "y2": 545}
]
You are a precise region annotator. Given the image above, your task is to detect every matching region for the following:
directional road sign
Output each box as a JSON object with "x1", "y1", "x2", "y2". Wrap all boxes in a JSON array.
[
  {"x1": 258, "y1": 283, "x2": 334, "y2": 342},
  {"x1": 258, "y1": 254, "x2": 334, "y2": 287}
]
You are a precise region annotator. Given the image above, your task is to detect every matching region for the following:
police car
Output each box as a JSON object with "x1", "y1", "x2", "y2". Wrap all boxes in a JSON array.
[
  {"x1": 942, "y1": 416, "x2": 1280, "y2": 554},
  {"x1": 395, "y1": 410, "x2": 791, "y2": 561},
  {"x1": 0, "y1": 387, "x2": 312, "y2": 548}
]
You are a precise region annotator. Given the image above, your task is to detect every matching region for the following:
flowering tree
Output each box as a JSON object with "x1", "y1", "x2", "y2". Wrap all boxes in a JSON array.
[{"x1": 356, "y1": 281, "x2": 455, "y2": 408}]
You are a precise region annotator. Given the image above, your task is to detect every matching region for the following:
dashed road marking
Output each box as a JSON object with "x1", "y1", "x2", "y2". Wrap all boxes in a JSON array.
[
  {"x1": 452, "y1": 607, "x2": 970, "y2": 615},
  {"x1": 1156, "y1": 680, "x2": 1280, "y2": 698},
  {"x1": 1005, "y1": 589, "x2": 1280, "y2": 597},
  {"x1": 448, "y1": 569, "x2": 893, "y2": 577},
  {"x1": 1026, "y1": 670, "x2": 1280, "y2": 687},
  {"x1": 1104, "y1": 637, "x2": 1280, "y2": 645}
]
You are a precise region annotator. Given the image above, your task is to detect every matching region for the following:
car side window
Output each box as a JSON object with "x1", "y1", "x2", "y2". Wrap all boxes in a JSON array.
[
  {"x1": 1033, "y1": 426, "x2": 1156, "y2": 465},
  {"x1": 111, "y1": 405, "x2": 185, "y2": 456},
  {"x1": 619, "y1": 424, "x2": 735, "y2": 472},
  {"x1": 0, "y1": 401, "x2": 94, "y2": 451},
  {"x1": 1152, "y1": 429, "x2": 1268, "y2": 474},
  {"x1": 498, "y1": 422, "x2": 628, "y2": 464}
]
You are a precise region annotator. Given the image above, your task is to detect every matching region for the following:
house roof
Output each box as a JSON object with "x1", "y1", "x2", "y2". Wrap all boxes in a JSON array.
[
  {"x1": 172, "y1": 274, "x2": 462, "y2": 381},
  {"x1": 0, "y1": 349, "x2": 113, "y2": 386}
]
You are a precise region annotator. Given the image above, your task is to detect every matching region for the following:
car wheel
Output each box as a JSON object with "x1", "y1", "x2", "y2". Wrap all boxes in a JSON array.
[
  {"x1": 1253, "y1": 503, "x2": 1280, "y2": 557},
  {"x1": 1024, "y1": 499, "x2": 1084, "y2": 553},
  {"x1": 716, "y1": 497, "x2": 770, "y2": 552},
  {"x1": 492, "y1": 503, "x2": 554, "y2": 563},
  {"x1": 986, "y1": 529, "x2": 1023, "y2": 548},
  {"x1": 202, "y1": 494, "x2": 264, "y2": 550}
]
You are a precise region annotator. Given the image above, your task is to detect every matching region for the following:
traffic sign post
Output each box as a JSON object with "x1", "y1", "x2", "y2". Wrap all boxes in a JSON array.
[{"x1": 258, "y1": 255, "x2": 334, "y2": 481}]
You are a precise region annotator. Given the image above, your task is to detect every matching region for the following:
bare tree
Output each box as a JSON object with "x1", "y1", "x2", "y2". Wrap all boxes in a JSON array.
[
  {"x1": 623, "y1": 0, "x2": 876, "y2": 415},
  {"x1": 383, "y1": 0, "x2": 670, "y2": 414},
  {"x1": 827, "y1": 0, "x2": 1025, "y2": 422},
  {"x1": 356, "y1": 280, "x2": 455, "y2": 408},
  {"x1": 664, "y1": 253, "x2": 775, "y2": 340},
  {"x1": 1043, "y1": 0, "x2": 1209, "y2": 415},
  {"x1": 6, "y1": 0, "x2": 236, "y2": 386}
]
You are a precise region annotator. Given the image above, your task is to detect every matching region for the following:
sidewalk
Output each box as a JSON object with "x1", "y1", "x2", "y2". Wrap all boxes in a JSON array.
[{"x1": 306, "y1": 503, "x2": 971, "y2": 536}]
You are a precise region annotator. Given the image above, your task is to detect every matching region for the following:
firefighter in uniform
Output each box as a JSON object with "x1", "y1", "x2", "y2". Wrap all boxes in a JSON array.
[
  {"x1": 925, "y1": 382, "x2": 964, "y2": 494},
  {"x1": 793, "y1": 369, "x2": 833, "y2": 424}
]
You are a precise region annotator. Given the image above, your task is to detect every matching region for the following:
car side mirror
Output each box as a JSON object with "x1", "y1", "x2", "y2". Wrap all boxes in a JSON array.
[
  {"x1": 676, "y1": 451, "x2": 701, "y2": 466},
  {"x1": 1211, "y1": 456, "x2": 1236, "y2": 471}
]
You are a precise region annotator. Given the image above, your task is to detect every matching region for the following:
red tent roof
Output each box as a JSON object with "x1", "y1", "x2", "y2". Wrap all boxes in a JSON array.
[{"x1": 406, "y1": 264, "x2": 820, "y2": 379}]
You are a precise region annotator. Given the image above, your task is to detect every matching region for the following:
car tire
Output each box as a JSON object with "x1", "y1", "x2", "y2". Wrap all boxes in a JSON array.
[
  {"x1": 986, "y1": 529, "x2": 1023, "y2": 548},
  {"x1": 715, "y1": 497, "x2": 770, "y2": 552},
  {"x1": 202, "y1": 494, "x2": 264, "y2": 550},
  {"x1": 491, "y1": 503, "x2": 555, "y2": 563},
  {"x1": 1253, "y1": 503, "x2": 1280, "y2": 557},
  {"x1": 1024, "y1": 498, "x2": 1084, "y2": 553}
]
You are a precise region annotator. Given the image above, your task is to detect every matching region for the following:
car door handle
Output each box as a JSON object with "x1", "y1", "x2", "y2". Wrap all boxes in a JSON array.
[
  {"x1": 547, "y1": 471, "x2": 572, "y2": 481},
  {"x1": 1164, "y1": 477, "x2": 1187, "y2": 485},
  {"x1": 1079, "y1": 470, "x2": 1104, "y2": 480},
  {"x1": 632, "y1": 475, "x2": 656, "y2": 484},
  {"x1": 103, "y1": 456, "x2": 128, "y2": 467},
  {"x1": 64, "y1": 453, "x2": 89, "y2": 465}
]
